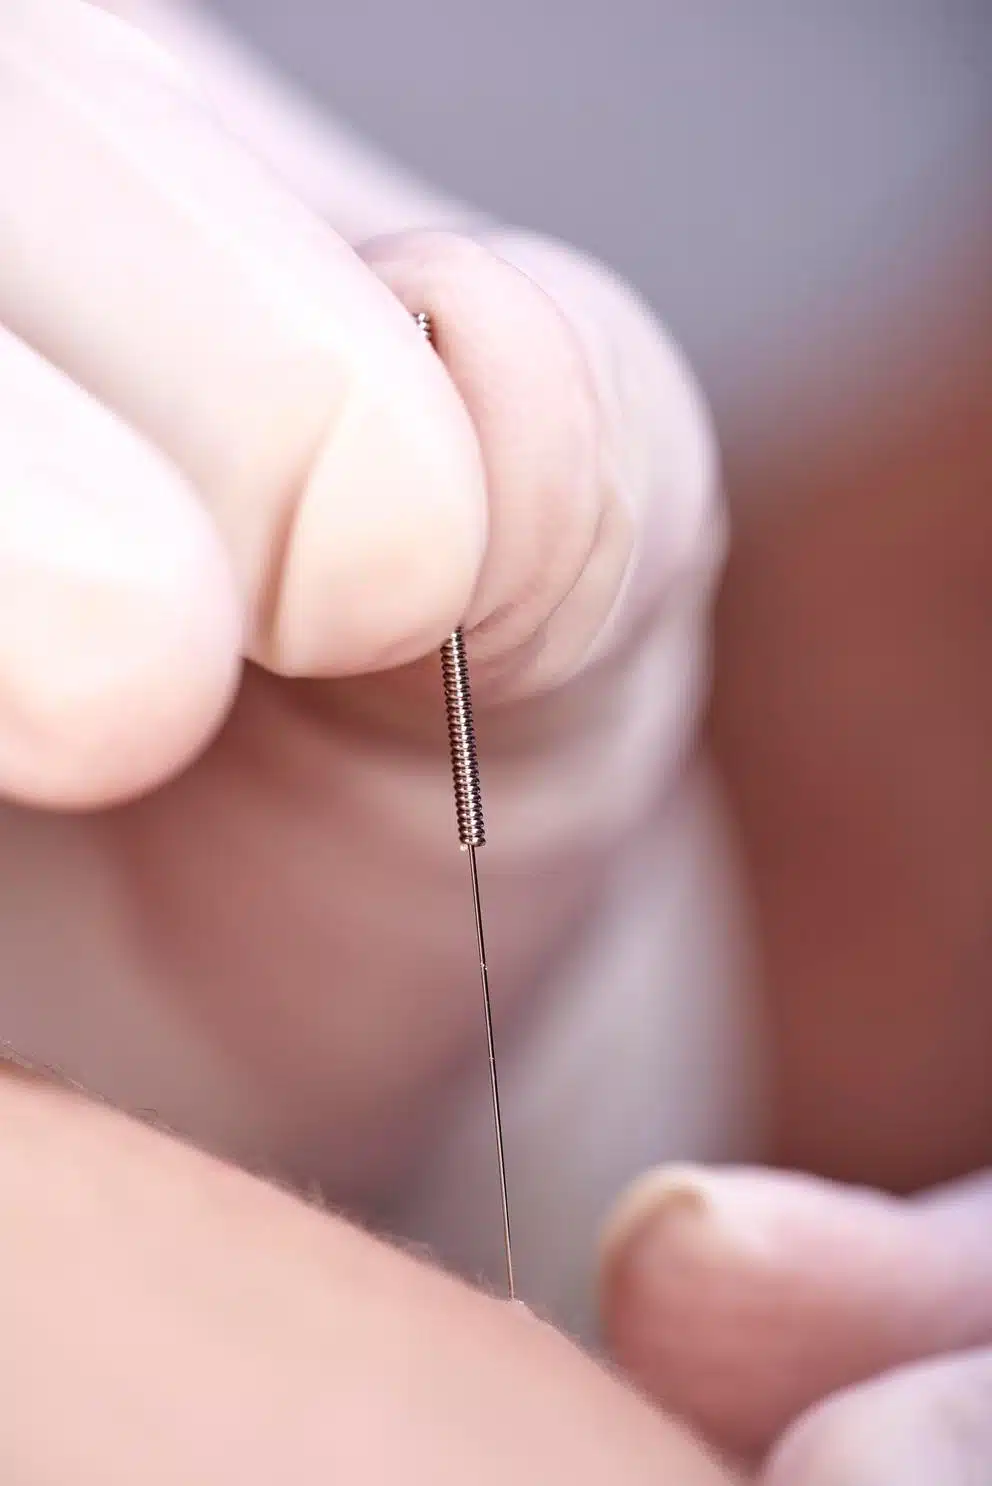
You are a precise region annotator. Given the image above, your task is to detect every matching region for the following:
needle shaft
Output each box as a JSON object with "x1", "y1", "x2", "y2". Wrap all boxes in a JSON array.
[
  {"x1": 467, "y1": 842, "x2": 516, "y2": 1300},
  {"x1": 415, "y1": 307, "x2": 516, "y2": 1300}
]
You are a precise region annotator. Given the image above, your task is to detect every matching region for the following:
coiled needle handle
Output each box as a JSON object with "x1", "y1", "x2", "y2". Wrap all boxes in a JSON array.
[{"x1": 415, "y1": 310, "x2": 516, "y2": 1302}]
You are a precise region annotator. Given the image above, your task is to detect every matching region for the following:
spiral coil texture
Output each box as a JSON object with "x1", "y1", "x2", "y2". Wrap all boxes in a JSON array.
[{"x1": 414, "y1": 311, "x2": 486, "y2": 850}]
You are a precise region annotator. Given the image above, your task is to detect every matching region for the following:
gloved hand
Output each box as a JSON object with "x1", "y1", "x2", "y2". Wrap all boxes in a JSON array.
[
  {"x1": 0, "y1": 0, "x2": 720, "y2": 1197},
  {"x1": 0, "y1": 4, "x2": 730, "y2": 1480},
  {"x1": 602, "y1": 1164, "x2": 992, "y2": 1482}
]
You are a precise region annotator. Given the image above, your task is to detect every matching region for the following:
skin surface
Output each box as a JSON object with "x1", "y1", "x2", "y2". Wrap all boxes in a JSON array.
[{"x1": 0, "y1": 1063, "x2": 735, "y2": 1485}]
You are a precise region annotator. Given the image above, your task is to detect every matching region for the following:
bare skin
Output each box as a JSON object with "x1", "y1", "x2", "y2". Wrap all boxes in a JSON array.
[{"x1": 0, "y1": 1062, "x2": 734, "y2": 1485}]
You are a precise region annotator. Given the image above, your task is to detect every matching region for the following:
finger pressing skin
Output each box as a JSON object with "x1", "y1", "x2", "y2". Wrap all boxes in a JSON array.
[
  {"x1": 599, "y1": 1164, "x2": 992, "y2": 1462},
  {"x1": 763, "y1": 1348, "x2": 992, "y2": 1486},
  {"x1": 0, "y1": 324, "x2": 240, "y2": 806},
  {"x1": 0, "y1": 0, "x2": 487, "y2": 679}
]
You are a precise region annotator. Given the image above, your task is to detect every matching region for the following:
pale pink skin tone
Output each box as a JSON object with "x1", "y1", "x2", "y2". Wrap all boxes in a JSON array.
[
  {"x1": 0, "y1": 2, "x2": 730, "y2": 1481},
  {"x1": 2, "y1": 3, "x2": 987, "y2": 1481},
  {"x1": 0, "y1": 1063, "x2": 737, "y2": 1486},
  {"x1": 602, "y1": 1166, "x2": 992, "y2": 1481}
]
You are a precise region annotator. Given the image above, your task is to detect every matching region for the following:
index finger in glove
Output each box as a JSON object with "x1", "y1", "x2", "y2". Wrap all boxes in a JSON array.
[{"x1": 1, "y1": 0, "x2": 488, "y2": 682}]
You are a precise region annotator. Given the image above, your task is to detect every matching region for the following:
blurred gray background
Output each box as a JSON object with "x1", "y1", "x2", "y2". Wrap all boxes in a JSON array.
[{"x1": 203, "y1": 0, "x2": 991, "y2": 442}]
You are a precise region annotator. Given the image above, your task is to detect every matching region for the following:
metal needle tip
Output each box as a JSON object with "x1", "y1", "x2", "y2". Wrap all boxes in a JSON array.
[{"x1": 467, "y1": 842, "x2": 516, "y2": 1300}]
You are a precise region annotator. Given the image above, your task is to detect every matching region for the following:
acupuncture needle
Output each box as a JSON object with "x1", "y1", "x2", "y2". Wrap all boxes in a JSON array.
[{"x1": 414, "y1": 309, "x2": 516, "y2": 1302}]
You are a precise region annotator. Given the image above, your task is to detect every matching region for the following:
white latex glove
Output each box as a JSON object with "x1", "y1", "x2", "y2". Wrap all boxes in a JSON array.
[
  {"x1": 0, "y1": 0, "x2": 721, "y2": 1204},
  {"x1": 0, "y1": 5, "x2": 738, "y2": 1479},
  {"x1": 601, "y1": 1164, "x2": 992, "y2": 1481}
]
